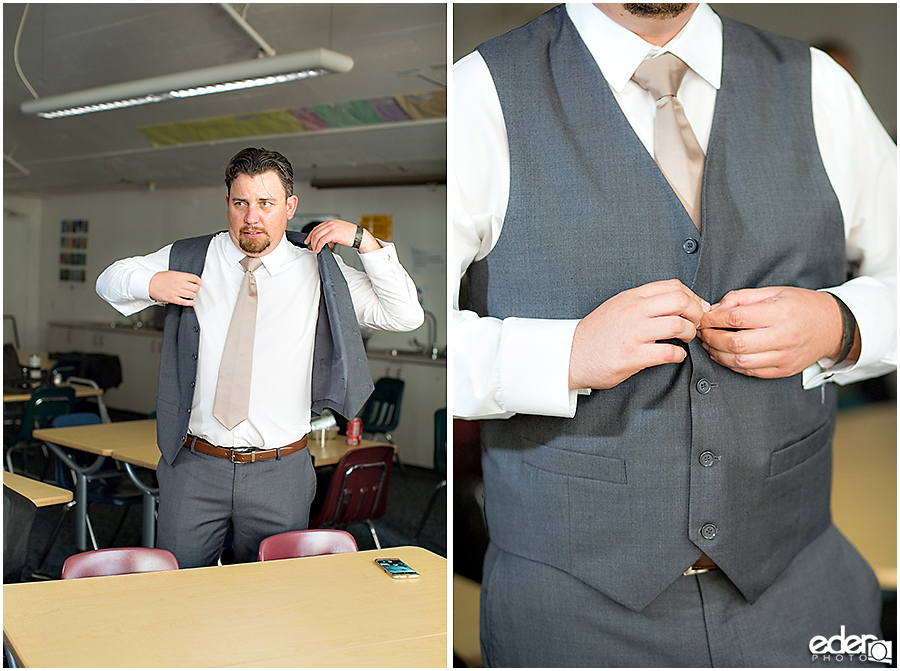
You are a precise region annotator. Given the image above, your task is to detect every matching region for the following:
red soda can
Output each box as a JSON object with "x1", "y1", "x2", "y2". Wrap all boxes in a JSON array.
[{"x1": 346, "y1": 418, "x2": 362, "y2": 445}]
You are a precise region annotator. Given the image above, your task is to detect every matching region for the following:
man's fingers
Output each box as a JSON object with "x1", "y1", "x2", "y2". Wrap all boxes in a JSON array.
[
  {"x1": 702, "y1": 342, "x2": 787, "y2": 378},
  {"x1": 643, "y1": 341, "x2": 689, "y2": 366},
  {"x1": 641, "y1": 289, "x2": 707, "y2": 327},
  {"x1": 643, "y1": 315, "x2": 698, "y2": 344},
  {"x1": 699, "y1": 300, "x2": 779, "y2": 331},
  {"x1": 713, "y1": 286, "x2": 783, "y2": 309}
]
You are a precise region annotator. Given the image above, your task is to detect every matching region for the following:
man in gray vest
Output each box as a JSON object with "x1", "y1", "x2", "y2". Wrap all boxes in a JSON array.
[
  {"x1": 98, "y1": 147, "x2": 423, "y2": 568},
  {"x1": 453, "y1": 4, "x2": 896, "y2": 666}
]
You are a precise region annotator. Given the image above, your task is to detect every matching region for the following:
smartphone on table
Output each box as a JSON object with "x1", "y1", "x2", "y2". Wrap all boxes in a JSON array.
[{"x1": 375, "y1": 558, "x2": 419, "y2": 579}]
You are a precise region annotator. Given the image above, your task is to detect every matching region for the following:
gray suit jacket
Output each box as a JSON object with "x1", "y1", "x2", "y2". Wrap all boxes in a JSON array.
[{"x1": 155, "y1": 231, "x2": 374, "y2": 465}]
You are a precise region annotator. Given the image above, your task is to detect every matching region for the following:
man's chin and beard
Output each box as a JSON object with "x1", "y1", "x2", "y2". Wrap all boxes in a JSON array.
[
  {"x1": 238, "y1": 228, "x2": 271, "y2": 255},
  {"x1": 623, "y1": 3, "x2": 691, "y2": 18}
]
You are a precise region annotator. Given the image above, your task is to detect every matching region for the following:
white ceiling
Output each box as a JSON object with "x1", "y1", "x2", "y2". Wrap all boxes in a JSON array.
[{"x1": 4, "y1": 3, "x2": 447, "y2": 194}]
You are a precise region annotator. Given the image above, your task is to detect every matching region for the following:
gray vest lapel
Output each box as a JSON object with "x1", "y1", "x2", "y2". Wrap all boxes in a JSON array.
[{"x1": 285, "y1": 231, "x2": 374, "y2": 420}]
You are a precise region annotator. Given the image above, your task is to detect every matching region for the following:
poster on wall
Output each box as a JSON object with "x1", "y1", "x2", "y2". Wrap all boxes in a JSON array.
[
  {"x1": 60, "y1": 219, "x2": 88, "y2": 283},
  {"x1": 359, "y1": 214, "x2": 393, "y2": 241}
]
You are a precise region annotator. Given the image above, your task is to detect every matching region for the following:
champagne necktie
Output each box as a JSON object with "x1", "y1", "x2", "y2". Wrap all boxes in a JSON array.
[
  {"x1": 213, "y1": 256, "x2": 263, "y2": 430},
  {"x1": 632, "y1": 53, "x2": 705, "y2": 232}
]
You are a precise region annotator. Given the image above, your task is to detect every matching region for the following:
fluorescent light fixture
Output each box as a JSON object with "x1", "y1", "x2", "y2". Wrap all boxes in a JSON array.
[{"x1": 21, "y1": 49, "x2": 354, "y2": 119}]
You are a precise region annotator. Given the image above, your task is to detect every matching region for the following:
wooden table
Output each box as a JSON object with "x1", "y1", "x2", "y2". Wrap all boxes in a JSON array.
[
  {"x1": 453, "y1": 573, "x2": 483, "y2": 668},
  {"x1": 3, "y1": 471, "x2": 72, "y2": 507},
  {"x1": 3, "y1": 546, "x2": 447, "y2": 668},
  {"x1": 831, "y1": 401, "x2": 897, "y2": 589},
  {"x1": 32, "y1": 419, "x2": 392, "y2": 551},
  {"x1": 3, "y1": 382, "x2": 104, "y2": 403}
]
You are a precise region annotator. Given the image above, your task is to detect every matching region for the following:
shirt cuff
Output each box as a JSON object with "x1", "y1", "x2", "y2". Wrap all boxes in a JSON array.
[
  {"x1": 129, "y1": 268, "x2": 157, "y2": 302},
  {"x1": 499, "y1": 317, "x2": 583, "y2": 417},
  {"x1": 804, "y1": 281, "x2": 897, "y2": 388},
  {"x1": 357, "y1": 240, "x2": 401, "y2": 270}
]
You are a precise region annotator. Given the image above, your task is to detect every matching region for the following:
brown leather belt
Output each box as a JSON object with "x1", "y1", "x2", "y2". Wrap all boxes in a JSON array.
[
  {"x1": 184, "y1": 435, "x2": 308, "y2": 463},
  {"x1": 683, "y1": 553, "x2": 719, "y2": 576}
]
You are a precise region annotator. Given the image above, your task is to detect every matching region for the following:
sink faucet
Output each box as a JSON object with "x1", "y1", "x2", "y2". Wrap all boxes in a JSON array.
[{"x1": 413, "y1": 310, "x2": 439, "y2": 359}]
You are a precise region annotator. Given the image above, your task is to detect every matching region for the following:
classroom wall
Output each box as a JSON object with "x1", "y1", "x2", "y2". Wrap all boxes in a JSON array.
[
  {"x1": 15, "y1": 181, "x2": 446, "y2": 354},
  {"x1": 3, "y1": 194, "x2": 44, "y2": 350}
]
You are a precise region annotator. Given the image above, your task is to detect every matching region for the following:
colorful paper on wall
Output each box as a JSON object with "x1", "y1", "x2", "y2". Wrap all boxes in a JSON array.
[
  {"x1": 136, "y1": 90, "x2": 445, "y2": 147},
  {"x1": 139, "y1": 110, "x2": 306, "y2": 147},
  {"x1": 368, "y1": 97, "x2": 412, "y2": 123},
  {"x1": 394, "y1": 90, "x2": 446, "y2": 120},
  {"x1": 59, "y1": 220, "x2": 89, "y2": 283},
  {"x1": 313, "y1": 100, "x2": 384, "y2": 128},
  {"x1": 289, "y1": 107, "x2": 330, "y2": 130}
]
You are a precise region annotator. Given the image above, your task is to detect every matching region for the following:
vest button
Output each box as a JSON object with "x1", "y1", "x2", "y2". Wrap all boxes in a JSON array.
[
  {"x1": 699, "y1": 451, "x2": 716, "y2": 467},
  {"x1": 696, "y1": 378, "x2": 712, "y2": 394},
  {"x1": 700, "y1": 523, "x2": 718, "y2": 540},
  {"x1": 683, "y1": 238, "x2": 699, "y2": 254}
]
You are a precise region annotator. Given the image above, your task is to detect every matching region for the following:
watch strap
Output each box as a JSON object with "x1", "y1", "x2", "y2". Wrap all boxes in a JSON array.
[
  {"x1": 352, "y1": 225, "x2": 364, "y2": 250},
  {"x1": 825, "y1": 292, "x2": 856, "y2": 364}
]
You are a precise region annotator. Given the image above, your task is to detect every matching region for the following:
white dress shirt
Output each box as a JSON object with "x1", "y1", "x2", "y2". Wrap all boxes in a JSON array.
[
  {"x1": 97, "y1": 232, "x2": 423, "y2": 448},
  {"x1": 453, "y1": 2, "x2": 897, "y2": 420}
]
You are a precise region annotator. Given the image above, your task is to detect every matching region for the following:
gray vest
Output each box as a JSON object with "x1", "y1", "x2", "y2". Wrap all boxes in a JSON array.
[
  {"x1": 470, "y1": 7, "x2": 846, "y2": 612},
  {"x1": 156, "y1": 231, "x2": 374, "y2": 465}
]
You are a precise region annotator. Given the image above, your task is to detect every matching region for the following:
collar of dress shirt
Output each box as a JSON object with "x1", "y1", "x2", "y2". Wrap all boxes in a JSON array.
[
  {"x1": 565, "y1": 3, "x2": 722, "y2": 93},
  {"x1": 220, "y1": 230, "x2": 293, "y2": 276}
]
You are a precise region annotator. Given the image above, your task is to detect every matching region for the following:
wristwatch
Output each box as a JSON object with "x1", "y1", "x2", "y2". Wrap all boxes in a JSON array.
[
  {"x1": 825, "y1": 292, "x2": 857, "y2": 364},
  {"x1": 352, "y1": 225, "x2": 364, "y2": 250}
]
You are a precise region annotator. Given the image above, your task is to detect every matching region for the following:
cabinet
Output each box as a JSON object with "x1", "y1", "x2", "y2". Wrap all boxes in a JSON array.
[{"x1": 48, "y1": 323, "x2": 162, "y2": 415}]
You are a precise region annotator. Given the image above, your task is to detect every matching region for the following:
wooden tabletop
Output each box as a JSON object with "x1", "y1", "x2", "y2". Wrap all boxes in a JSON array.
[
  {"x1": 453, "y1": 573, "x2": 483, "y2": 668},
  {"x1": 3, "y1": 382, "x2": 103, "y2": 404},
  {"x1": 33, "y1": 419, "x2": 391, "y2": 470},
  {"x1": 831, "y1": 401, "x2": 897, "y2": 589},
  {"x1": 3, "y1": 546, "x2": 447, "y2": 668},
  {"x1": 3, "y1": 471, "x2": 72, "y2": 507}
]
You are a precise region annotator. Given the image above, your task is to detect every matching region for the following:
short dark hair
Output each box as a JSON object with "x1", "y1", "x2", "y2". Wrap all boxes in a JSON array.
[{"x1": 224, "y1": 147, "x2": 294, "y2": 197}]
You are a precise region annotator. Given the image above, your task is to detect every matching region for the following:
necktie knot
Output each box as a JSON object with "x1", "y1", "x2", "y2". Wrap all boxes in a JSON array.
[
  {"x1": 240, "y1": 256, "x2": 263, "y2": 273},
  {"x1": 632, "y1": 52, "x2": 689, "y2": 101}
]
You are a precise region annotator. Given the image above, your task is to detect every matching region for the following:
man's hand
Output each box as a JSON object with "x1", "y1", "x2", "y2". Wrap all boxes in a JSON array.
[
  {"x1": 697, "y1": 286, "x2": 853, "y2": 378},
  {"x1": 304, "y1": 219, "x2": 382, "y2": 254},
  {"x1": 149, "y1": 271, "x2": 202, "y2": 306},
  {"x1": 568, "y1": 279, "x2": 709, "y2": 390}
]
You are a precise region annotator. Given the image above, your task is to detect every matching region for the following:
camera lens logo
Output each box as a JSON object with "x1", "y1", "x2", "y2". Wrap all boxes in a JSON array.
[
  {"x1": 867, "y1": 640, "x2": 893, "y2": 665},
  {"x1": 809, "y1": 627, "x2": 892, "y2": 664}
]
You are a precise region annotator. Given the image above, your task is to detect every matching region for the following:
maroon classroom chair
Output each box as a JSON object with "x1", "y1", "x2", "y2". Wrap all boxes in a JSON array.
[
  {"x1": 309, "y1": 444, "x2": 394, "y2": 549},
  {"x1": 61, "y1": 547, "x2": 179, "y2": 579},
  {"x1": 257, "y1": 529, "x2": 359, "y2": 561}
]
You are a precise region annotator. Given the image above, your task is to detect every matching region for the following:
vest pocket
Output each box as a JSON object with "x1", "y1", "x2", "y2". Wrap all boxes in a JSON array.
[
  {"x1": 156, "y1": 397, "x2": 179, "y2": 415},
  {"x1": 523, "y1": 440, "x2": 627, "y2": 484},
  {"x1": 768, "y1": 416, "x2": 834, "y2": 477}
]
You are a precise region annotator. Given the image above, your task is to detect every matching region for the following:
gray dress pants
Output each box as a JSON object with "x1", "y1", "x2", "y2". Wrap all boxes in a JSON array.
[
  {"x1": 156, "y1": 444, "x2": 317, "y2": 568},
  {"x1": 480, "y1": 524, "x2": 883, "y2": 667}
]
